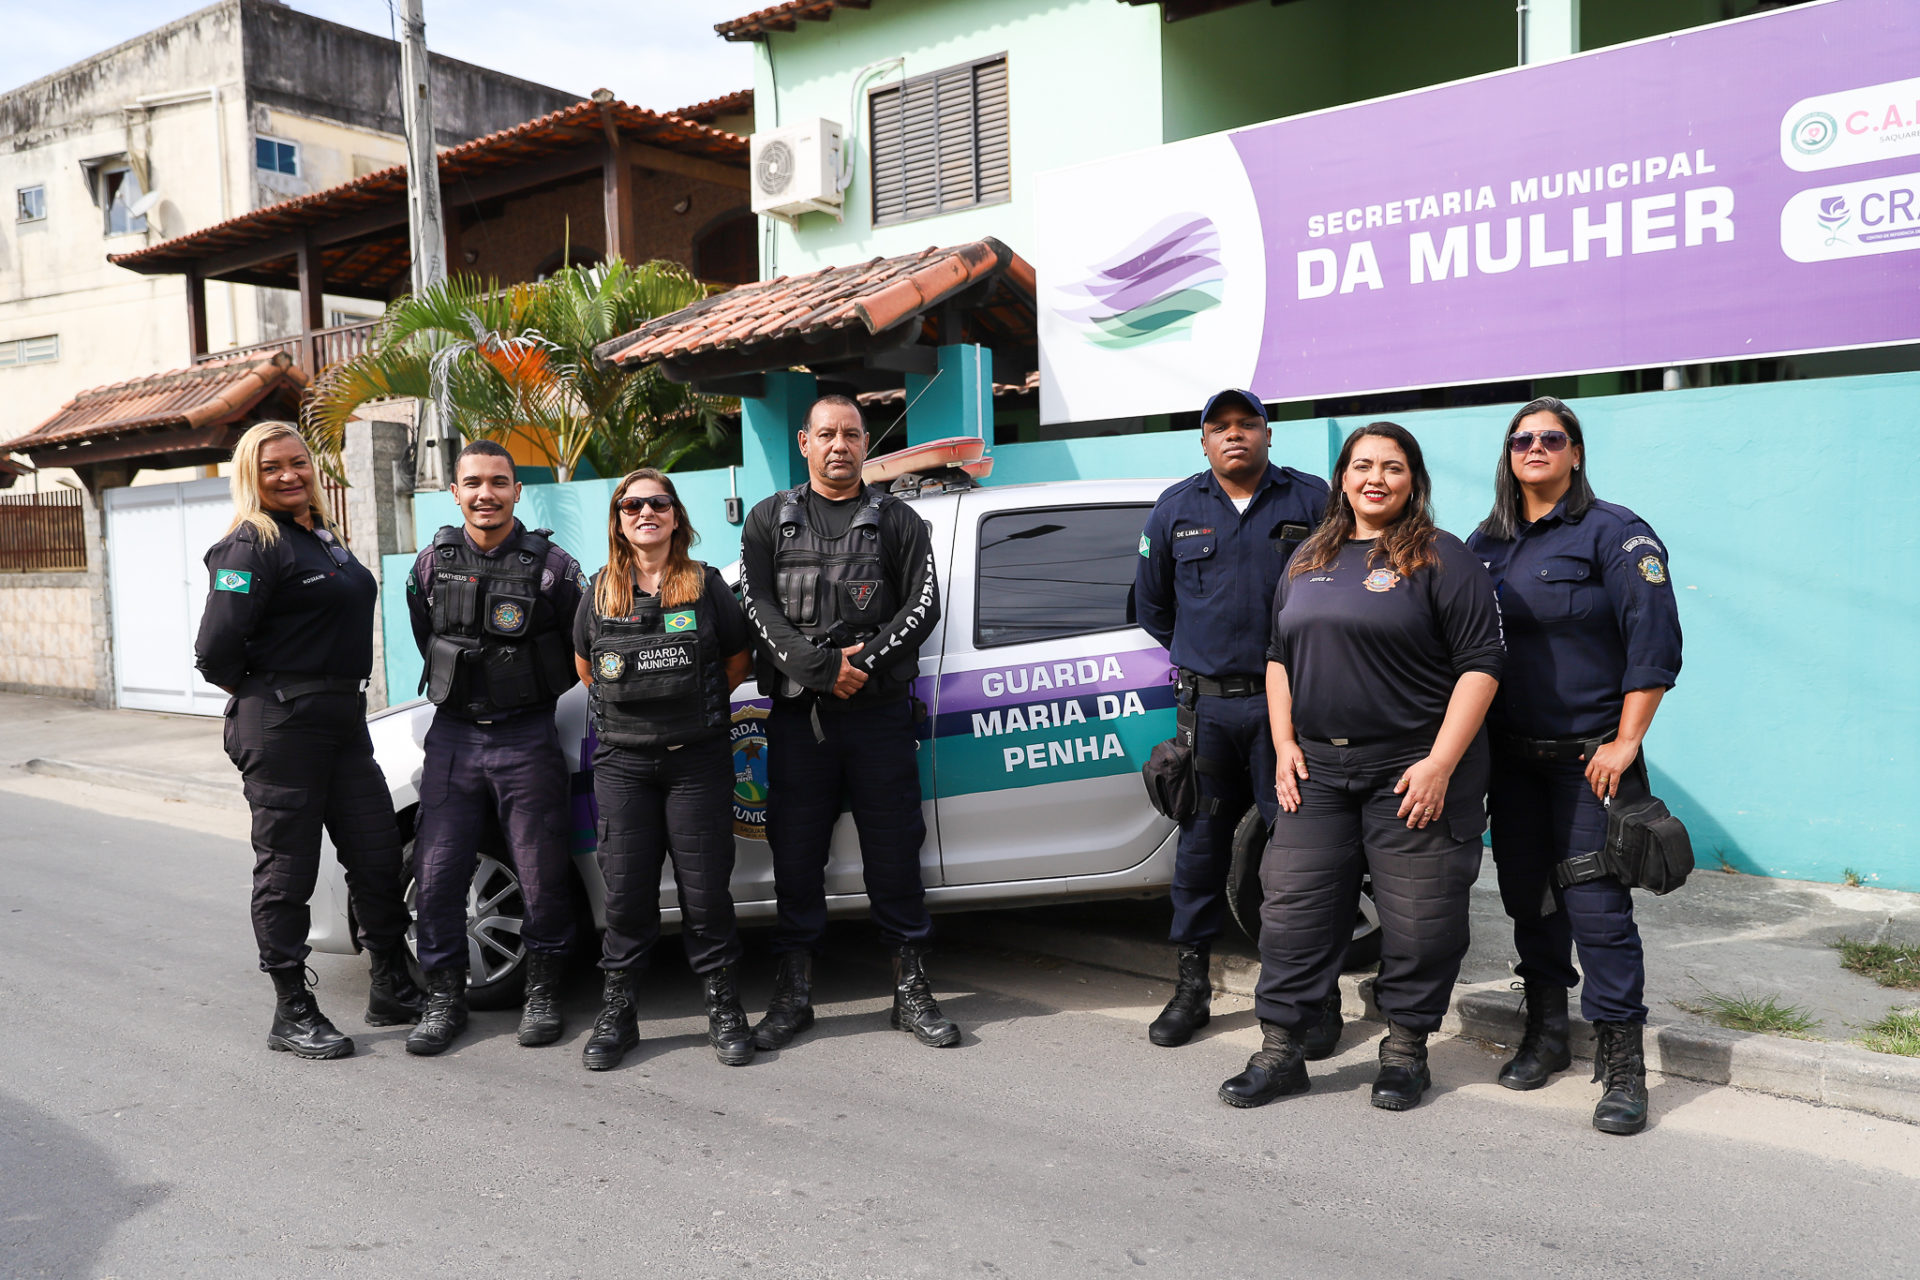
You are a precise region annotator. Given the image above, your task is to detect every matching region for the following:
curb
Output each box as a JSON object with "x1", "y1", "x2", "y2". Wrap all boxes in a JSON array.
[
  {"x1": 22, "y1": 757, "x2": 249, "y2": 812},
  {"x1": 951, "y1": 915, "x2": 1920, "y2": 1125}
]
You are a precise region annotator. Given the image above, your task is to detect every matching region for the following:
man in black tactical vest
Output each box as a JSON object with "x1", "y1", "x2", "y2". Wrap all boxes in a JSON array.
[
  {"x1": 403, "y1": 440, "x2": 585, "y2": 1056},
  {"x1": 738, "y1": 394, "x2": 958, "y2": 1050}
]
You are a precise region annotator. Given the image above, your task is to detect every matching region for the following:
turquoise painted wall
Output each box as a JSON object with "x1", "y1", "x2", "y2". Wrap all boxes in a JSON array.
[{"x1": 755, "y1": 0, "x2": 1163, "y2": 276}]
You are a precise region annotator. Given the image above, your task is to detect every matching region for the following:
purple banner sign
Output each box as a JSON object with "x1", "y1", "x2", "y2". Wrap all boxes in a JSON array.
[{"x1": 1036, "y1": 0, "x2": 1920, "y2": 422}]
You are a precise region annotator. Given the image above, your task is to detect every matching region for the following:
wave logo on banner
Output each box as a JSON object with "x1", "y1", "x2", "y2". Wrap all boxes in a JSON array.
[{"x1": 1053, "y1": 215, "x2": 1224, "y2": 349}]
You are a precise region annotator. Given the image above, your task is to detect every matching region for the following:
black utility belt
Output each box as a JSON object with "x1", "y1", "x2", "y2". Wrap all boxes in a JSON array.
[
  {"x1": 243, "y1": 674, "x2": 368, "y2": 702},
  {"x1": 1494, "y1": 729, "x2": 1616, "y2": 762},
  {"x1": 1178, "y1": 670, "x2": 1265, "y2": 698}
]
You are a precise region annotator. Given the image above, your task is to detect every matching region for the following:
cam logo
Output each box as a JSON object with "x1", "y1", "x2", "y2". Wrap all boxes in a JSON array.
[
  {"x1": 215, "y1": 570, "x2": 251, "y2": 593},
  {"x1": 730, "y1": 704, "x2": 771, "y2": 840},
  {"x1": 596, "y1": 651, "x2": 625, "y2": 681},
  {"x1": 664, "y1": 610, "x2": 696, "y2": 633},
  {"x1": 1789, "y1": 111, "x2": 1839, "y2": 157},
  {"x1": 491, "y1": 600, "x2": 526, "y2": 633}
]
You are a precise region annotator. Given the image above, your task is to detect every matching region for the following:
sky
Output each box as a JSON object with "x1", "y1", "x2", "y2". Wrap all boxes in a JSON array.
[{"x1": 0, "y1": 0, "x2": 758, "y2": 115}]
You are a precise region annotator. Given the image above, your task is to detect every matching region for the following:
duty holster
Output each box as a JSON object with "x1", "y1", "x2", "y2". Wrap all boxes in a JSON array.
[
  {"x1": 1141, "y1": 677, "x2": 1228, "y2": 822},
  {"x1": 1554, "y1": 767, "x2": 1694, "y2": 896}
]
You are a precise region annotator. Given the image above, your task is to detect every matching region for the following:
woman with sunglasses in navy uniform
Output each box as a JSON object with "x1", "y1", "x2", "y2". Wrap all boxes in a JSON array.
[
  {"x1": 573, "y1": 468, "x2": 756, "y2": 1072},
  {"x1": 1467, "y1": 397, "x2": 1683, "y2": 1135},
  {"x1": 196, "y1": 421, "x2": 424, "y2": 1060}
]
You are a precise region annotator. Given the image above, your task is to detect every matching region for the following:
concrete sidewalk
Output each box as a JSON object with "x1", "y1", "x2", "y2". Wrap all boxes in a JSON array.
[
  {"x1": 945, "y1": 865, "x2": 1920, "y2": 1124},
  {"x1": 9, "y1": 690, "x2": 1919, "y2": 1123}
]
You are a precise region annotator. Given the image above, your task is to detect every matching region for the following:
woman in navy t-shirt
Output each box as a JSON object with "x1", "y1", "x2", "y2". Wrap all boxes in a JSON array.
[{"x1": 1220, "y1": 422, "x2": 1502, "y2": 1114}]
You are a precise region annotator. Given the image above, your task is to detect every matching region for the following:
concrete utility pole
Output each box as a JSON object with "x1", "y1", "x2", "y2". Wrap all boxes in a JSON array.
[{"x1": 400, "y1": 0, "x2": 457, "y2": 485}]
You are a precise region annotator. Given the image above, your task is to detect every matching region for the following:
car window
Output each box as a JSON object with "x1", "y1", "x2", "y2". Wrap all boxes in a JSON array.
[{"x1": 975, "y1": 504, "x2": 1151, "y2": 648}]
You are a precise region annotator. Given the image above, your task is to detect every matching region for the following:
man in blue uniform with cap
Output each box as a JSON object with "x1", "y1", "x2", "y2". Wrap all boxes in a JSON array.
[{"x1": 1135, "y1": 389, "x2": 1332, "y2": 1051}]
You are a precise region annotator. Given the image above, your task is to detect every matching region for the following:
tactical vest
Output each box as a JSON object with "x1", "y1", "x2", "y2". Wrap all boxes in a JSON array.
[
  {"x1": 758, "y1": 483, "x2": 908, "y2": 701},
  {"x1": 422, "y1": 524, "x2": 576, "y2": 718},
  {"x1": 584, "y1": 565, "x2": 730, "y2": 747}
]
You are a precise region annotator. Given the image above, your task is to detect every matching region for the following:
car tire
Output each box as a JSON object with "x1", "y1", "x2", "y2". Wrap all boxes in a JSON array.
[
  {"x1": 1228, "y1": 807, "x2": 1383, "y2": 972},
  {"x1": 399, "y1": 823, "x2": 529, "y2": 1012}
]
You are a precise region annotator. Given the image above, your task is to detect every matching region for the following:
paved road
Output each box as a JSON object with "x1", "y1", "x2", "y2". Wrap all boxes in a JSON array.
[{"x1": 3, "y1": 772, "x2": 1916, "y2": 1279}]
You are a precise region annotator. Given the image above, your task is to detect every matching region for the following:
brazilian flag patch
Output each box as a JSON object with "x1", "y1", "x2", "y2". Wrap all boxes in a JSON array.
[
  {"x1": 664, "y1": 610, "x2": 696, "y2": 633},
  {"x1": 215, "y1": 570, "x2": 252, "y2": 593}
]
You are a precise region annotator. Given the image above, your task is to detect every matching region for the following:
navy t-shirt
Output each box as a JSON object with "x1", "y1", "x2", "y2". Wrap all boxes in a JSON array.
[{"x1": 1267, "y1": 532, "x2": 1504, "y2": 741}]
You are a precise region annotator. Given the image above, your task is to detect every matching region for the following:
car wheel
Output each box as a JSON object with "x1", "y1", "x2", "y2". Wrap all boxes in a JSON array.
[
  {"x1": 400, "y1": 830, "x2": 528, "y2": 1011},
  {"x1": 1228, "y1": 807, "x2": 1383, "y2": 972}
]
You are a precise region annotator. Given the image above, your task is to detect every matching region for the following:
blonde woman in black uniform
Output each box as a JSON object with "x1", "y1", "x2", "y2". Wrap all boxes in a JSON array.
[{"x1": 196, "y1": 422, "x2": 423, "y2": 1059}]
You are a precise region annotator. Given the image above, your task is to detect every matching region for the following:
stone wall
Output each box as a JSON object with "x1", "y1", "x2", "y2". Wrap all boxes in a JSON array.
[{"x1": 0, "y1": 572, "x2": 95, "y2": 698}]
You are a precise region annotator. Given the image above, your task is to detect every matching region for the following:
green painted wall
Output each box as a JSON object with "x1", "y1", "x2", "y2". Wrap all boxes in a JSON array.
[
  {"x1": 1161, "y1": 0, "x2": 1515, "y2": 143},
  {"x1": 755, "y1": 0, "x2": 1164, "y2": 275}
]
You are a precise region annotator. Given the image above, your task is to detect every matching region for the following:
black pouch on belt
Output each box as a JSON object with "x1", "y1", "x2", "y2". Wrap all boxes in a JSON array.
[
  {"x1": 1602, "y1": 788, "x2": 1695, "y2": 894},
  {"x1": 423, "y1": 634, "x2": 478, "y2": 704},
  {"x1": 1141, "y1": 681, "x2": 1224, "y2": 822}
]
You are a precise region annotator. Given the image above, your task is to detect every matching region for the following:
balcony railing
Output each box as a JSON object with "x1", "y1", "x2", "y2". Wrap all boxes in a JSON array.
[{"x1": 192, "y1": 317, "x2": 382, "y2": 375}]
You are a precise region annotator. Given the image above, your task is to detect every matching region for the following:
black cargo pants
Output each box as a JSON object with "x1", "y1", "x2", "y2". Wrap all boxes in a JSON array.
[
  {"x1": 593, "y1": 735, "x2": 743, "y2": 974},
  {"x1": 1254, "y1": 730, "x2": 1488, "y2": 1034},
  {"x1": 224, "y1": 685, "x2": 412, "y2": 972}
]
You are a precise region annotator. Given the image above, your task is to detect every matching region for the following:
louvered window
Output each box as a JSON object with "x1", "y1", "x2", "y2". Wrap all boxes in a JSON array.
[{"x1": 869, "y1": 55, "x2": 1010, "y2": 226}]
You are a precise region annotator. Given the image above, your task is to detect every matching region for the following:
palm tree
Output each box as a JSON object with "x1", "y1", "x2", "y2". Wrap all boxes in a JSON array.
[{"x1": 304, "y1": 257, "x2": 729, "y2": 483}]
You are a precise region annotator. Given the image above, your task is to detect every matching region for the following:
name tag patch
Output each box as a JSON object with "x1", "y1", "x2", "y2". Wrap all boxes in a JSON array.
[{"x1": 215, "y1": 570, "x2": 251, "y2": 593}]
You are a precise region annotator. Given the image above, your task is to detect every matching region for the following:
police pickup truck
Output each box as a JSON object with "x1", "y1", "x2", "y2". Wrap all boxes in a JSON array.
[{"x1": 310, "y1": 477, "x2": 1380, "y2": 1005}]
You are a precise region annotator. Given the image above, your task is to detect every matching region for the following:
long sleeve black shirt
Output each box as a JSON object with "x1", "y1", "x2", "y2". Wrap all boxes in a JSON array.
[
  {"x1": 194, "y1": 512, "x2": 378, "y2": 689},
  {"x1": 738, "y1": 486, "x2": 941, "y2": 697}
]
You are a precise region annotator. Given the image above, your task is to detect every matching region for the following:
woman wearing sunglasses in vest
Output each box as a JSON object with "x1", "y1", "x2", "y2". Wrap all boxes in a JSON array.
[
  {"x1": 574, "y1": 469, "x2": 756, "y2": 1071},
  {"x1": 195, "y1": 421, "x2": 425, "y2": 1060},
  {"x1": 1466, "y1": 397, "x2": 1683, "y2": 1135}
]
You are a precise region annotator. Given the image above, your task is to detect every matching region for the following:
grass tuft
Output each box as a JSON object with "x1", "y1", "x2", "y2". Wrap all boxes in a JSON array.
[
  {"x1": 1841, "y1": 867, "x2": 1864, "y2": 888},
  {"x1": 1859, "y1": 1009, "x2": 1920, "y2": 1058},
  {"x1": 1832, "y1": 937, "x2": 1920, "y2": 990},
  {"x1": 1678, "y1": 989, "x2": 1820, "y2": 1036}
]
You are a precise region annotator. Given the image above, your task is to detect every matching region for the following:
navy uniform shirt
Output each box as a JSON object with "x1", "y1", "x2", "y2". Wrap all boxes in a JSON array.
[
  {"x1": 1466, "y1": 499, "x2": 1682, "y2": 741},
  {"x1": 407, "y1": 519, "x2": 586, "y2": 712},
  {"x1": 1135, "y1": 463, "x2": 1330, "y2": 679},
  {"x1": 195, "y1": 512, "x2": 379, "y2": 689},
  {"x1": 1267, "y1": 533, "x2": 1505, "y2": 741}
]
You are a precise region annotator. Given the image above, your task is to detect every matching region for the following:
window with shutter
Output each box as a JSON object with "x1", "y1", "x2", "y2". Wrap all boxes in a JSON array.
[{"x1": 869, "y1": 55, "x2": 1010, "y2": 226}]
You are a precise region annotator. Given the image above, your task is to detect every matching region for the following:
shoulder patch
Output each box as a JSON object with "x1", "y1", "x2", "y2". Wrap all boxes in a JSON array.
[
  {"x1": 1637, "y1": 555, "x2": 1668, "y2": 586},
  {"x1": 215, "y1": 569, "x2": 251, "y2": 594},
  {"x1": 1622, "y1": 533, "x2": 1664, "y2": 556},
  {"x1": 1139, "y1": 533, "x2": 1151, "y2": 558}
]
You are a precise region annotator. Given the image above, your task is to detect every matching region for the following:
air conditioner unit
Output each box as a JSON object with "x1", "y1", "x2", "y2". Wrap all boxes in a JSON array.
[{"x1": 750, "y1": 119, "x2": 844, "y2": 222}]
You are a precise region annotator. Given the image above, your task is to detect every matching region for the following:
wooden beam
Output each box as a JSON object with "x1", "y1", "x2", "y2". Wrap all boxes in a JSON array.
[
  {"x1": 296, "y1": 230, "x2": 325, "y2": 373},
  {"x1": 626, "y1": 141, "x2": 750, "y2": 192},
  {"x1": 184, "y1": 265, "x2": 209, "y2": 360},
  {"x1": 603, "y1": 139, "x2": 634, "y2": 263}
]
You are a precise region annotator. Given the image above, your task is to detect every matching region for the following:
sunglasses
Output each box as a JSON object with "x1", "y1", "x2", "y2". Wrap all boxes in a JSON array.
[
  {"x1": 617, "y1": 494, "x2": 675, "y2": 515},
  {"x1": 1509, "y1": 429, "x2": 1571, "y2": 454},
  {"x1": 313, "y1": 527, "x2": 350, "y2": 567}
]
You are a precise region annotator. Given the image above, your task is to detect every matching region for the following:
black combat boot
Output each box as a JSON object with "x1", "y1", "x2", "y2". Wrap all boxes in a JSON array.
[
  {"x1": 890, "y1": 944, "x2": 961, "y2": 1047},
  {"x1": 364, "y1": 947, "x2": 426, "y2": 1027},
  {"x1": 1591, "y1": 1021, "x2": 1650, "y2": 1135},
  {"x1": 1498, "y1": 981, "x2": 1573, "y2": 1090},
  {"x1": 1370, "y1": 1021, "x2": 1431, "y2": 1111},
  {"x1": 1301, "y1": 989, "x2": 1346, "y2": 1061},
  {"x1": 517, "y1": 952, "x2": 566, "y2": 1047},
  {"x1": 751, "y1": 951, "x2": 815, "y2": 1051},
  {"x1": 1218, "y1": 1020, "x2": 1310, "y2": 1108},
  {"x1": 704, "y1": 966, "x2": 755, "y2": 1066},
  {"x1": 404, "y1": 968, "x2": 469, "y2": 1056},
  {"x1": 267, "y1": 967, "x2": 354, "y2": 1060},
  {"x1": 582, "y1": 969, "x2": 641, "y2": 1072},
  {"x1": 1148, "y1": 943, "x2": 1212, "y2": 1047}
]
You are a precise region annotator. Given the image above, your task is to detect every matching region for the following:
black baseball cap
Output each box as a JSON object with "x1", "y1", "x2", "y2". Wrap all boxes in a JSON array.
[{"x1": 1201, "y1": 388, "x2": 1267, "y2": 423}]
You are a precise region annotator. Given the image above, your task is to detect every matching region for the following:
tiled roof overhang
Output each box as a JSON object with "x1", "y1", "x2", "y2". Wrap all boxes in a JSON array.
[
  {"x1": 595, "y1": 238, "x2": 1035, "y2": 386},
  {"x1": 673, "y1": 89, "x2": 754, "y2": 122},
  {"x1": 106, "y1": 99, "x2": 747, "y2": 296},
  {"x1": 717, "y1": 1, "x2": 871, "y2": 42},
  {"x1": 7, "y1": 352, "x2": 309, "y2": 469}
]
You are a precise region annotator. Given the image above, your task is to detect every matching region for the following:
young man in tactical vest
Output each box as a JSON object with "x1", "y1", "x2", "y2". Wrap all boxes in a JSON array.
[
  {"x1": 738, "y1": 394, "x2": 958, "y2": 1050},
  {"x1": 402, "y1": 439, "x2": 586, "y2": 1055}
]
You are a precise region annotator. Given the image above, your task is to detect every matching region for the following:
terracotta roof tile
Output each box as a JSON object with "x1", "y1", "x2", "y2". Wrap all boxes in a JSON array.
[
  {"x1": 7, "y1": 353, "x2": 308, "y2": 453},
  {"x1": 597, "y1": 239, "x2": 1032, "y2": 376},
  {"x1": 716, "y1": 1, "x2": 868, "y2": 42},
  {"x1": 672, "y1": 89, "x2": 753, "y2": 122},
  {"x1": 109, "y1": 99, "x2": 745, "y2": 278}
]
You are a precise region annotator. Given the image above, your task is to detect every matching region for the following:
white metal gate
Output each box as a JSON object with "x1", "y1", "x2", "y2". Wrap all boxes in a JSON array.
[{"x1": 105, "y1": 478, "x2": 235, "y2": 715}]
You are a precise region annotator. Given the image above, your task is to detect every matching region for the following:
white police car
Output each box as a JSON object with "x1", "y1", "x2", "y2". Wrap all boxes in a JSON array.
[{"x1": 310, "y1": 478, "x2": 1380, "y2": 1005}]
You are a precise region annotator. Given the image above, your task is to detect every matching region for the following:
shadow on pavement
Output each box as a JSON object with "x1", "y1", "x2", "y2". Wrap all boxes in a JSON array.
[{"x1": 0, "y1": 1091, "x2": 165, "y2": 1279}]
